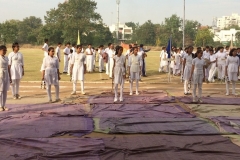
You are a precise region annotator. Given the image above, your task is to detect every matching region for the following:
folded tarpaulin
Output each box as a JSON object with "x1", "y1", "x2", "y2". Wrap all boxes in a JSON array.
[
  {"x1": 100, "y1": 135, "x2": 240, "y2": 160},
  {"x1": 178, "y1": 96, "x2": 240, "y2": 105},
  {"x1": 94, "y1": 117, "x2": 219, "y2": 135},
  {"x1": 0, "y1": 104, "x2": 86, "y2": 118},
  {"x1": 0, "y1": 138, "x2": 104, "y2": 160},
  {"x1": 0, "y1": 114, "x2": 93, "y2": 138},
  {"x1": 209, "y1": 116, "x2": 240, "y2": 135},
  {"x1": 90, "y1": 104, "x2": 195, "y2": 118}
]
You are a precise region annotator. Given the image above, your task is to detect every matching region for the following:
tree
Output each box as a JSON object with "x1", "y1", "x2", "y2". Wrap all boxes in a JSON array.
[
  {"x1": 195, "y1": 28, "x2": 214, "y2": 47},
  {"x1": 0, "y1": 20, "x2": 20, "y2": 43},
  {"x1": 184, "y1": 20, "x2": 201, "y2": 46},
  {"x1": 224, "y1": 25, "x2": 240, "y2": 30}
]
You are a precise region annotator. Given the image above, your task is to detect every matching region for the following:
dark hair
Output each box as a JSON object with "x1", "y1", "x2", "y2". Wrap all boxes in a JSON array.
[
  {"x1": 140, "y1": 44, "x2": 143, "y2": 47},
  {"x1": 76, "y1": 45, "x2": 82, "y2": 49},
  {"x1": 70, "y1": 49, "x2": 73, "y2": 53},
  {"x1": 197, "y1": 47, "x2": 202, "y2": 50},
  {"x1": 44, "y1": 39, "x2": 48, "y2": 43},
  {"x1": 195, "y1": 49, "x2": 203, "y2": 58},
  {"x1": 58, "y1": 42, "x2": 62, "y2": 45},
  {"x1": 0, "y1": 45, "x2": 7, "y2": 50},
  {"x1": 48, "y1": 47, "x2": 54, "y2": 52},
  {"x1": 209, "y1": 49, "x2": 214, "y2": 52},
  {"x1": 162, "y1": 47, "x2": 166, "y2": 50},
  {"x1": 12, "y1": 42, "x2": 19, "y2": 50},
  {"x1": 179, "y1": 47, "x2": 183, "y2": 50},
  {"x1": 219, "y1": 46, "x2": 224, "y2": 50},
  {"x1": 99, "y1": 45, "x2": 104, "y2": 48},
  {"x1": 88, "y1": 44, "x2": 92, "y2": 46},
  {"x1": 132, "y1": 47, "x2": 138, "y2": 51},
  {"x1": 108, "y1": 43, "x2": 112, "y2": 47},
  {"x1": 229, "y1": 48, "x2": 237, "y2": 56},
  {"x1": 206, "y1": 46, "x2": 209, "y2": 49},
  {"x1": 129, "y1": 44, "x2": 132, "y2": 48},
  {"x1": 115, "y1": 46, "x2": 123, "y2": 55},
  {"x1": 72, "y1": 43, "x2": 76, "y2": 46},
  {"x1": 66, "y1": 42, "x2": 70, "y2": 45},
  {"x1": 226, "y1": 46, "x2": 230, "y2": 49}
]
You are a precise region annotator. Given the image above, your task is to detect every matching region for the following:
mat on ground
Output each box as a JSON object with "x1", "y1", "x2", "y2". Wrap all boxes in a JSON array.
[
  {"x1": 100, "y1": 135, "x2": 240, "y2": 160},
  {"x1": 0, "y1": 113, "x2": 93, "y2": 138},
  {"x1": 90, "y1": 104, "x2": 195, "y2": 118},
  {"x1": 0, "y1": 138, "x2": 104, "y2": 160},
  {"x1": 178, "y1": 96, "x2": 240, "y2": 105},
  {"x1": 94, "y1": 117, "x2": 219, "y2": 135}
]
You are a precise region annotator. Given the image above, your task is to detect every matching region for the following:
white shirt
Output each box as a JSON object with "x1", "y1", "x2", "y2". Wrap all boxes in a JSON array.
[
  {"x1": 209, "y1": 54, "x2": 216, "y2": 62},
  {"x1": 71, "y1": 47, "x2": 76, "y2": 53},
  {"x1": 126, "y1": 49, "x2": 131, "y2": 56},
  {"x1": 63, "y1": 47, "x2": 70, "y2": 56},
  {"x1": 42, "y1": 43, "x2": 48, "y2": 52},
  {"x1": 192, "y1": 57, "x2": 205, "y2": 73},
  {"x1": 85, "y1": 48, "x2": 94, "y2": 56},
  {"x1": 203, "y1": 51, "x2": 210, "y2": 60},
  {"x1": 226, "y1": 56, "x2": 239, "y2": 72},
  {"x1": 56, "y1": 47, "x2": 61, "y2": 60},
  {"x1": 108, "y1": 49, "x2": 115, "y2": 59},
  {"x1": 216, "y1": 51, "x2": 227, "y2": 64}
]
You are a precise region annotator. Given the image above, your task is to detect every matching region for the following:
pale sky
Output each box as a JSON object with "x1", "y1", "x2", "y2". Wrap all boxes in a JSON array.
[{"x1": 0, "y1": 0, "x2": 239, "y2": 26}]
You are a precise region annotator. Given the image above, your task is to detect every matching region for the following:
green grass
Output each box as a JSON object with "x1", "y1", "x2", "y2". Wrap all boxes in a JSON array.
[{"x1": 9, "y1": 48, "x2": 162, "y2": 82}]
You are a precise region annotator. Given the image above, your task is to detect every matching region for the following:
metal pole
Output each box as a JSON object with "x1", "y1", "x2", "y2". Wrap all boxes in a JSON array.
[
  {"x1": 183, "y1": 0, "x2": 185, "y2": 49},
  {"x1": 116, "y1": 0, "x2": 120, "y2": 41}
]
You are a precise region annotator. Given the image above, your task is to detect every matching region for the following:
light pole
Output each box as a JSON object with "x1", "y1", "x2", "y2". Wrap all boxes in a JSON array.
[
  {"x1": 183, "y1": 0, "x2": 185, "y2": 48},
  {"x1": 116, "y1": 0, "x2": 120, "y2": 42}
]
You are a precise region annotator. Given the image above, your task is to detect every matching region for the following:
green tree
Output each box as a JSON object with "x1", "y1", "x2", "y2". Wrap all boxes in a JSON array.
[
  {"x1": 195, "y1": 28, "x2": 214, "y2": 47},
  {"x1": 0, "y1": 20, "x2": 20, "y2": 43},
  {"x1": 184, "y1": 20, "x2": 201, "y2": 46},
  {"x1": 135, "y1": 20, "x2": 156, "y2": 45}
]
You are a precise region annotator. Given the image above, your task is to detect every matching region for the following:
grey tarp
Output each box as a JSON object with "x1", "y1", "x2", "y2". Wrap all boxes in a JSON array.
[
  {"x1": 100, "y1": 135, "x2": 240, "y2": 160},
  {"x1": 0, "y1": 138, "x2": 104, "y2": 160},
  {"x1": 94, "y1": 117, "x2": 219, "y2": 135},
  {"x1": 90, "y1": 104, "x2": 195, "y2": 118}
]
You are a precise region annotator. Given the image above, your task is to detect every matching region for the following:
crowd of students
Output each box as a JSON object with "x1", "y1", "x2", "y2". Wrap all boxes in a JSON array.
[{"x1": 159, "y1": 45, "x2": 240, "y2": 102}]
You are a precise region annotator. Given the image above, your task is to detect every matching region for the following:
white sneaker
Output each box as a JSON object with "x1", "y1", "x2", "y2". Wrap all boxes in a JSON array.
[
  {"x1": 226, "y1": 93, "x2": 229, "y2": 96},
  {"x1": 114, "y1": 98, "x2": 118, "y2": 102},
  {"x1": 71, "y1": 91, "x2": 76, "y2": 95},
  {"x1": 136, "y1": 92, "x2": 139, "y2": 95},
  {"x1": 192, "y1": 99, "x2": 196, "y2": 103},
  {"x1": 129, "y1": 92, "x2": 133, "y2": 96},
  {"x1": 120, "y1": 97, "x2": 123, "y2": 102},
  {"x1": 81, "y1": 92, "x2": 86, "y2": 95}
]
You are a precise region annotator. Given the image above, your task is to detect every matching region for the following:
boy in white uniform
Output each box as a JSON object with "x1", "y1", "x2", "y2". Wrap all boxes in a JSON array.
[
  {"x1": 208, "y1": 49, "x2": 217, "y2": 82},
  {"x1": 67, "y1": 49, "x2": 73, "y2": 75},
  {"x1": 108, "y1": 44, "x2": 115, "y2": 78},
  {"x1": 63, "y1": 42, "x2": 70, "y2": 74},
  {"x1": 203, "y1": 46, "x2": 210, "y2": 81},
  {"x1": 159, "y1": 47, "x2": 168, "y2": 72},
  {"x1": 0, "y1": 45, "x2": 11, "y2": 111},
  {"x1": 173, "y1": 49, "x2": 181, "y2": 75},
  {"x1": 85, "y1": 44, "x2": 94, "y2": 73},
  {"x1": 216, "y1": 47, "x2": 227, "y2": 81},
  {"x1": 225, "y1": 48, "x2": 239, "y2": 96},
  {"x1": 70, "y1": 45, "x2": 86, "y2": 95},
  {"x1": 105, "y1": 43, "x2": 111, "y2": 75},
  {"x1": 113, "y1": 46, "x2": 126, "y2": 102},
  {"x1": 98, "y1": 45, "x2": 104, "y2": 73},
  {"x1": 55, "y1": 42, "x2": 62, "y2": 62},
  {"x1": 128, "y1": 47, "x2": 141, "y2": 95},
  {"x1": 42, "y1": 39, "x2": 49, "y2": 57},
  {"x1": 8, "y1": 42, "x2": 24, "y2": 100}
]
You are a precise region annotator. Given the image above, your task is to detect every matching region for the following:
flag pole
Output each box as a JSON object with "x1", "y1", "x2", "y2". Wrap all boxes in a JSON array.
[{"x1": 168, "y1": 35, "x2": 172, "y2": 83}]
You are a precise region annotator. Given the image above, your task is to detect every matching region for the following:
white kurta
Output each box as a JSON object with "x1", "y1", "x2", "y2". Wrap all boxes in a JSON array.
[
  {"x1": 192, "y1": 57, "x2": 205, "y2": 84},
  {"x1": 183, "y1": 54, "x2": 193, "y2": 81},
  {"x1": 174, "y1": 53, "x2": 181, "y2": 69},
  {"x1": 98, "y1": 49, "x2": 104, "y2": 72},
  {"x1": 160, "y1": 51, "x2": 168, "y2": 67},
  {"x1": 43, "y1": 56, "x2": 59, "y2": 86},
  {"x1": 85, "y1": 48, "x2": 94, "y2": 72},
  {"x1": 109, "y1": 49, "x2": 115, "y2": 77},
  {"x1": 63, "y1": 47, "x2": 70, "y2": 72},
  {"x1": 8, "y1": 52, "x2": 24, "y2": 80},
  {"x1": 56, "y1": 46, "x2": 61, "y2": 60},
  {"x1": 0, "y1": 56, "x2": 10, "y2": 91},
  {"x1": 113, "y1": 55, "x2": 125, "y2": 84},
  {"x1": 71, "y1": 52, "x2": 86, "y2": 82},
  {"x1": 42, "y1": 43, "x2": 48, "y2": 57},
  {"x1": 226, "y1": 56, "x2": 239, "y2": 81},
  {"x1": 208, "y1": 54, "x2": 217, "y2": 81},
  {"x1": 129, "y1": 54, "x2": 141, "y2": 80}
]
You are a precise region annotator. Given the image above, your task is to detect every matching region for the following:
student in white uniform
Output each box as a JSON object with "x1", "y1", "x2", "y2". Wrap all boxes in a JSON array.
[
  {"x1": 189, "y1": 50, "x2": 205, "y2": 103},
  {"x1": 108, "y1": 44, "x2": 115, "y2": 78},
  {"x1": 105, "y1": 43, "x2": 111, "y2": 75},
  {"x1": 125, "y1": 44, "x2": 133, "y2": 60},
  {"x1": 42, "y1": 39, "x2": 49, "y2": 57},
  {"x1": 182, "y1": 46, "x2": 194, "y2": 95},
  {"x1": 85, "y1": 44, "x2": 94, "y2": 73},
  {"x1": 93, "y1": 47, "x2": 96, "y2": 71},
  {"x1": 70, "y1": 45, "x2": 86, "y2": 95},
  {"x1": 55, "y1": 42, "x2": 62, "y2": 62},
  {"x1": 71, "y1": 44, "x2": 76, "y2": 53},
  {"x1": 128, "y1": 47, "x2": 141, "y2": 95},
  {"x1": 67, "y1": 49, "x2": 73, "y2": 75},
  {"x1": 159, "y1": 47, "x2": 168, "y2": 72},
  {"x1": 225, "y1": 48, "x2": 239, "y2": 96},
  {"x1": 63, "y1": 42, "x2": 70, "y2": 74},
  {"x1": 216, "y1": 47, "x2": 227, "y2": 81},
  {"x1": 173, "y1": 49, "x2": 181, "y2": 76},
  {"x1": 0, "y1": 45, "x2": 11, "y2": 111},
  {"x1": 42, "y1": 47, "x2": 61, "y2": 102},
  {"x1": 98, "y1": 45, "x2": 104, "y2": 73},
  {"x1": 113, "y1": 46, "x2": 126, "y2": 102},
  {"x1": 224, "y1": 46, "x2": 230, "y2": 55},
  {"x1": 203, "y1": 46, "x2": 210, "y2": 81},
  {"x1": 8, "y1": 42, "x2": 24, "y2": 100},
  {"x1": 208, "y1": 49, "x2": 217, "y2": 82}
]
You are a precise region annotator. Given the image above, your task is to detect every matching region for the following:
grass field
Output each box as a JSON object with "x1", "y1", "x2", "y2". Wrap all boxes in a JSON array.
[{"x1": 10, "y1": 48, "x2": 163, "y2": 82}]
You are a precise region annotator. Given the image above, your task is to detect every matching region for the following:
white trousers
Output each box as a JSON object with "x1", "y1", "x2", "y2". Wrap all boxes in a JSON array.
[
  {"x1": 205, "y1": 67, "x2": 210, "y2": 78},
  {"x1": 217, "y1": 64, "x2": 225, "y2": 79},
  {"x1": 114, "y1": 80, "x2": 124, "y2": 99},
  {"x1": 208, "y1": 64, "x2": 217, "y2": 82},
  {"x1": 226, "y1": 81, "x2": 236, "y2": 95},
  {"x1": 184, "y1": 80, "x2": 190, "y2": 93},
  {"x1": 130, "y1": 79, "x2": 139, "y2": 93},
  {"x1": 86, "y1": 55, "x2": 93, "y2": 72},
  {"x1": 64, "y1": 55, "x2": 68, "y2": 72},
  {"x1": 0, "y1": 90, "x2": 7, "y2": 107},
  {"x1": 11, "y1": 79, "x2": 20, "y2": 96},
  {"x1": 67, "y1": 60, "x2": 71, "y2": 74},
  {"x1": 192, "y1": 83, "x2": 202, "y2": 100},
  {"x1": 46, "y1": 85, "x2": 59, "y2": 101},
  {"x1": 73, "y1": 81, "x2": 84, "y2": 93},
  {"x1": 109, "y1": 58, "x2": 114, "y2": 78},
  {"x1": 99, "y1": 58, "x2": 104, "y2": 72}
]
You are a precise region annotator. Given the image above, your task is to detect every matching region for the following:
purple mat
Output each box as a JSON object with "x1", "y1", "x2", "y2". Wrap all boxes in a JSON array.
[
  {"x1": 209, "y1": 117, "x2": 240, "y2": 134},
  {"x1": 0, "y1": 113, "x2": 93, "y2": 138},
  {"x1": 0, "y1": 138, "x2": 103, "y2": 160},
  {"x1": 94, "y1": 117, "x2": 219, "y2": 135},
  {"x1": 90, "y1": 104, "x2": 195, "y2": 118},
  {"x1": 100, "y1": 135, "x2": 240, "y2": 160},
  {"x1": 88, "y1": 94, "x2": 175, "y2": 104},
  {"x1": 178, "y1": 96, "x2": 240, "y2": 105},
  {"x1": 0, "y1": 104, "x2": 86, "y2": 118}
]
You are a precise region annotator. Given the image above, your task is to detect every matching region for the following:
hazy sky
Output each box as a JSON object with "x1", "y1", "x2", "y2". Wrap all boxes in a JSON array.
[{"x1": 0, "y1": 0, "x2": 239, "y2": 26}]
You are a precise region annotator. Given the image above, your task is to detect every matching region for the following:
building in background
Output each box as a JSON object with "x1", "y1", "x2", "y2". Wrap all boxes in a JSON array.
[
  {"x1": 211, "y1": 28, "x2": 240, "y2": 45},
  {"x1": 217, "y1": 13, "x2": 240, "y2": 30},
  {"x1": 109, "y1": 23, "x2": 133, "y2": 41}
]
